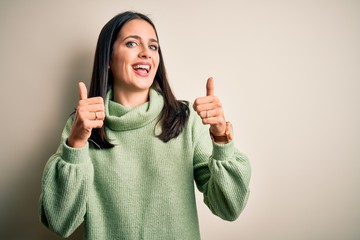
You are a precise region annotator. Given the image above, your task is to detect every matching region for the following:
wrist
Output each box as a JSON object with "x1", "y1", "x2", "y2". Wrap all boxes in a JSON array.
[
  {"x1": 210, "y1": 121, "x2": 233, "y2": 144},
  {"x1": 67, "y1": 137, "x2": 87, "y2": 148}
]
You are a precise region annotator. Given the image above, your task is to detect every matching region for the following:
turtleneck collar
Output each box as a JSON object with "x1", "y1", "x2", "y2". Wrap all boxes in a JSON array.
[{"x1": 105, "y1": 88, "x2": 164, "y2": 131}]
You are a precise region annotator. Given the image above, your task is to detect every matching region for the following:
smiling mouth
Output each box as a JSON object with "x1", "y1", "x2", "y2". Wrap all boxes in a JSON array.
[{"x1": 133, "y1": 64, "x2": 150, "y2": 73}]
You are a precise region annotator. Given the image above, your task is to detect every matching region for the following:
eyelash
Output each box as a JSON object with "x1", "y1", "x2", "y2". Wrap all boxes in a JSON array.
[
  {"x1": 149, "y1": 45, "x2": 158, "y2": 51},
  {"x1": 126, "y1": 41, "x2": 158, "y2": 51},
  {"x1": 126, "y1": 42, "x2": 137, "y2": 48}
]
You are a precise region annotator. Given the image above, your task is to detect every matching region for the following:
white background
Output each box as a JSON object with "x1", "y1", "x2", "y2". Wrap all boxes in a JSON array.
[{"x1": 0, "y1": 0, "x2": 359, "y2": 239}]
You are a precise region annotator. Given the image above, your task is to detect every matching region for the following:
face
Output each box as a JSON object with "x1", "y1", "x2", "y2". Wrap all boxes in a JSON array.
[{"x1": 109, "y1": 19, "x2": 160, "y2": 94}]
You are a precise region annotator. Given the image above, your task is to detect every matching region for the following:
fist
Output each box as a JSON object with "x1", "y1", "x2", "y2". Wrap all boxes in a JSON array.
[
  {"x1": 67, "y1": 82, "x2": 105, "y2": 148},
  {"x1": 193, "y1": 77, "x2": 226, "y2": 136}
]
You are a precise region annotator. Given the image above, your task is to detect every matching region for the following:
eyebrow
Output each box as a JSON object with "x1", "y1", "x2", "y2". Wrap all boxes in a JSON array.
[{"x1": 122, "y1": 35, "x2": 158, "y2": 43}]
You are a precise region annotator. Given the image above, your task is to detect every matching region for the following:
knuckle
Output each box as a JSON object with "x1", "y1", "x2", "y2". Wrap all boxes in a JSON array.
[
  {"x1": 79, "y1": 99, "x2": 86, "y2": 106},
  {"x1": 97, "y1": 97, "x2": 104, "y2": 103},
  {"x1": 194, "y1": 106, "x2": 201, "y2": 113}
]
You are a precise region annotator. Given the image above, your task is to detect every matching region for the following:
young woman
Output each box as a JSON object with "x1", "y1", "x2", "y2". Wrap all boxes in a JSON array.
[{"x1": 39, "y1": 11, "x2": 251, "y2": 240}]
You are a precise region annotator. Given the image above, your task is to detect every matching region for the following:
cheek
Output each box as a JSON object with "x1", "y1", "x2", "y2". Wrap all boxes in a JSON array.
[
  {"x1": 111, "y1": 54, "x2": 129, "y2": 72},
  {"x1": 112, "y1": 48, "x2": 131, "y2": 64}
]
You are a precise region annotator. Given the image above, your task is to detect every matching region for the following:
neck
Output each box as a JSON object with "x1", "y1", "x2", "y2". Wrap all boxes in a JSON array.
[{"x1": 113, "y1": 86, "x2": 150, "y2": 107}]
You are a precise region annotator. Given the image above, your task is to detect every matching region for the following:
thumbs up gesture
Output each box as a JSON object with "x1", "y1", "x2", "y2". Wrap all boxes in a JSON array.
[
  {"x1": 67, "y1": 82, "x2": 105, "y2": 148},
  {"x1": 193, "y1": 77, "x2": 227, "y2": 137}
]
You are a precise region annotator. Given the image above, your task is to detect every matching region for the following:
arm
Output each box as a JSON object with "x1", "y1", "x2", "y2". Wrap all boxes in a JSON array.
[
  {"x1": 192, "y1": 77, "x2": 251, "y2": 220},
  {"x1": 193, "y1": 117, "x2": 251, "y2": 221},
  {"x1": 39, "y1": 83, "x2": 103, "y2": 237},
  {"x1": 39, "y1": 117, "x2": 94, "y2": 237}
]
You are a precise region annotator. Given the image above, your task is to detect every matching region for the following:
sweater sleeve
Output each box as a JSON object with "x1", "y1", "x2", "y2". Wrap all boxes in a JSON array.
[
  {"x1": 192, "y1": 112, "x2": 251, "y2": 221},
  {"x1": 39, "y1": 117, "x2": 94, "y2": 238}
]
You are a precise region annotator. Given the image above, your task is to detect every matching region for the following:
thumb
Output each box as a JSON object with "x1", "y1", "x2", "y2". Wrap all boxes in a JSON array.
[
  {"x1": 78, "y1": 82, "x2": 88, "y2": 100},
  {"x1": 206, "y1": 77, "x2": 214, "y2": 96}
]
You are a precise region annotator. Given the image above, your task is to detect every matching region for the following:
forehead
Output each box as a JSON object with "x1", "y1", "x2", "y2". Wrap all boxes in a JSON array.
[{"x1": 119, "y1": 19, "x2": 157, "y2": 40}]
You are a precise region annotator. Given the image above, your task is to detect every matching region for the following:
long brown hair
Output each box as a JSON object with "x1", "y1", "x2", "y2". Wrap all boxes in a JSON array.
[{"x1": 88, "y1": 11, "x2": 189, "y2": 148}]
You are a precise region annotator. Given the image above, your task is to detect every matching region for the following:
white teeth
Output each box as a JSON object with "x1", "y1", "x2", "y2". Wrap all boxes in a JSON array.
[{"x1": 133, "y1": 65, "x2": 150, "y2": 71}]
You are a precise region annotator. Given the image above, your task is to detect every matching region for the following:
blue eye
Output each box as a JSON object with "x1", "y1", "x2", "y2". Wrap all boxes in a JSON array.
[
  {"x1": 126, "y1": 42, "x2": 137, "y2": 48},
  {"x1": 149, "y1": 45, "x2": 158, "y2": 51}
]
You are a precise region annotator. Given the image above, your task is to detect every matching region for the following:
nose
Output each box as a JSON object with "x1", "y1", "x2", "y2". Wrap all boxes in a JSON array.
[{"x1": 139, "y1": 46, "x2": 151, "y2": 59}]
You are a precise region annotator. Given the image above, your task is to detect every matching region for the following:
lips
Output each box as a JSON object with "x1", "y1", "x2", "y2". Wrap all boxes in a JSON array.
[{"x1": 132, "y1": 62, "x2": 151, "y2": 76}]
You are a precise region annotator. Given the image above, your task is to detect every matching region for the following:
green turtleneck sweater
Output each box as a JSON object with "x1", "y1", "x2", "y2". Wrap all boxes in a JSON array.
[{"x1": 39, "y1": 89, "x2": 251, "y2": 240}]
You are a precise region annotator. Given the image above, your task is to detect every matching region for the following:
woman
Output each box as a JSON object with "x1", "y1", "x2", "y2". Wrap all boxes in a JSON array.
[{"x1": 39, "y1": 11, "x2": 251, "y2": 240}]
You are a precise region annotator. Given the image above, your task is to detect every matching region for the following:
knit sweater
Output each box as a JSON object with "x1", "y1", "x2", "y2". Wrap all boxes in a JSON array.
[{"x1": 39, "y1": 88, "x2": 251, "y2": 240}]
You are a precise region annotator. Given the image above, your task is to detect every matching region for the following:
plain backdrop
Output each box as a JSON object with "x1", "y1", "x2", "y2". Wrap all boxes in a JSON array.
[{"x1": 1, "y1": 0, "x2": 359, "y2": 239}]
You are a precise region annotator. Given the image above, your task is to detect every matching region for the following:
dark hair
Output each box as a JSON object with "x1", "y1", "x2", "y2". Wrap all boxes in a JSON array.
[{"x1": 88, "y1": 11, "x2": 189, "y2": 148}]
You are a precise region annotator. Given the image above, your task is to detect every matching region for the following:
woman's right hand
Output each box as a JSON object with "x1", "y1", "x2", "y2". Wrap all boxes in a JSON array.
[{"x1": 67, "y1": 82, "x2": 105, "y2": 148}]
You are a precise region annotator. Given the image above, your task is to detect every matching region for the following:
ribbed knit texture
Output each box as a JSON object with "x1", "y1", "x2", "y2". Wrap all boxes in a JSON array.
[{"x1": 39, "y1": 88, "x2": 251, "y2": 240}]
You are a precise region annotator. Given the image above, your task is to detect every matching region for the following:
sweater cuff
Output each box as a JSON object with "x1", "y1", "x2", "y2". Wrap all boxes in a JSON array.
[
  {"x1": 212, "y1": 141, "x2": 235, "y2": 161},
  {"x1": 61, "y1": 141, "x2": 90, "y2": 164}
]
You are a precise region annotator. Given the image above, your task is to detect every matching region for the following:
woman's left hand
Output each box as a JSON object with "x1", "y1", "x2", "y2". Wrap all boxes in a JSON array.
[{"x1": 193, "y1": 77, "x2": 227, "y2": 136}]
